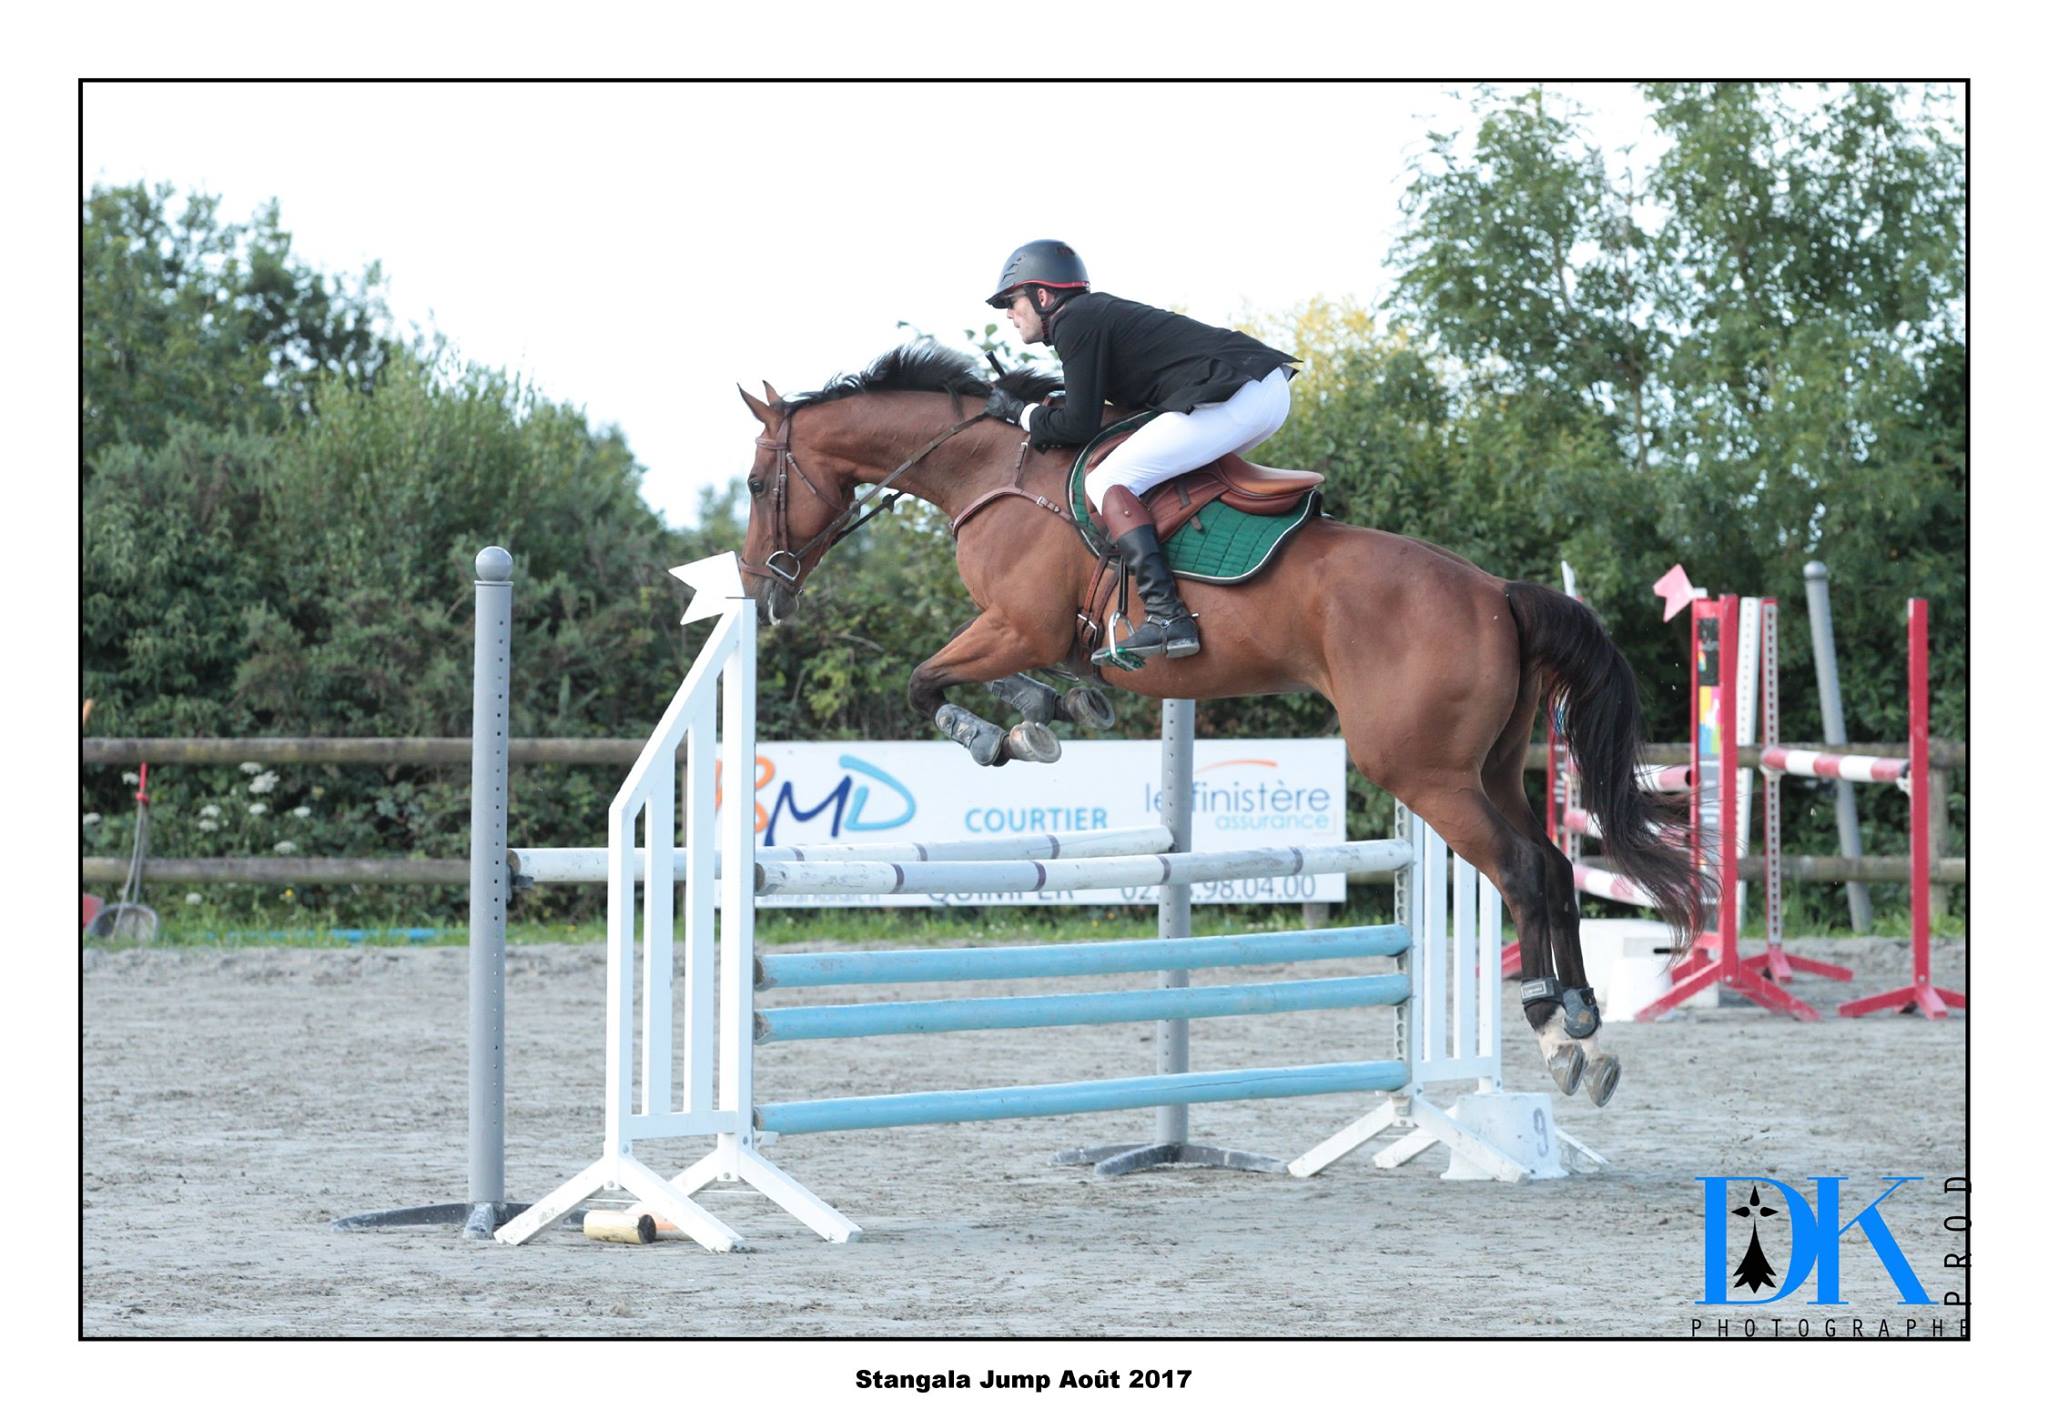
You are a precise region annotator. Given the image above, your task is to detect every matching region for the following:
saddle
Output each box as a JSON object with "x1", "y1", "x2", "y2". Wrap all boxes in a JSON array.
[{"x1": 1079, "y1": 429, "x2": 1325, "y2": 547}]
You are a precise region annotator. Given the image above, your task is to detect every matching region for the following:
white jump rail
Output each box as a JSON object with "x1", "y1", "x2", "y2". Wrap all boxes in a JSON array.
[
  {"x1": 510, "y1": 825, "x2": 1177, "y2": 885},
  {"x1": 752, "y1": 839, "x2": 1412, "y2": 897}
]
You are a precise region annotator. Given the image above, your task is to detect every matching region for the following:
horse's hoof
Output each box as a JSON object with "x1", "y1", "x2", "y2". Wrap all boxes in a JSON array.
[
  {"x1": 1546, "y1": 1042, "x2": 1585, "y2": 1096},
  {"x1": 1005, "y1": 721, "x2": 1061, "y2": 763},
  {"x1": 1584, "y1": 1054, "x2": 1621, "y2": 1108},
  {"x1": 1059, "y1": 684, "x2": 1116, "y2": 730},
  {"x1": 937, "y1": 705, "x2": 1007, "y2": 767}
]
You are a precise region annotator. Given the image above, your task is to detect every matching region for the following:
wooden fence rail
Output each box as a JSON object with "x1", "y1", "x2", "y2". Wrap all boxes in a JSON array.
[
  {"x1": 83, "y1": 857, "x2": 468, "y2": 886},
  {"x1": 85, "y1": 852, "x2": 1966, "y2": 891},
  {"x1": 81, "y1": 738, "x2": 640, "y2": 767}
]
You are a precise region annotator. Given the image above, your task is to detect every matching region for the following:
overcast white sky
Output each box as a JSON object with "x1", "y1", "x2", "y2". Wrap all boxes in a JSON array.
[{"x1": 83, "y1": 80, "x2": 1683, "y2": 526}]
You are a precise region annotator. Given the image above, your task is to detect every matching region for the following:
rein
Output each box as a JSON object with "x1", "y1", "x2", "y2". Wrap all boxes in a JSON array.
[{"x1": 740, "y1": 405, "x2": 993, "y2": 591}]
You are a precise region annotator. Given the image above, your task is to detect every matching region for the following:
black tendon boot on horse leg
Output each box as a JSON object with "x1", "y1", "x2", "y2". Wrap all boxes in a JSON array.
[
  {"x1": 987, "y1": 672, "x2": 1118, "y2": 731},
  {"x1": 1092, "y1": 486, "x2": 1200, "y2": 667},
  {"x1": 1521, "y1": 975, "x2": 1616, "y2": 1105}
]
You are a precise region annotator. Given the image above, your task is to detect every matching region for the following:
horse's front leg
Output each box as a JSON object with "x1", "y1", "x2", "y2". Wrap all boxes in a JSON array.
[
  {"x1": 987, "y1": 673, "x2": 1117, "y2": 731},
  {"x1": 909, "y1": 613, "x2": 1069, "y2": 766}
]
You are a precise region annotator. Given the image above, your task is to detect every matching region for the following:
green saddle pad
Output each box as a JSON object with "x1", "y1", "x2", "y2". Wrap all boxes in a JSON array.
[
  {"x1": 1160, "y1": 493, "x2": 1318, "y2": 583},
  {"x1": 1067, "y1": 412, "x2": 1321, "y2": 585}
]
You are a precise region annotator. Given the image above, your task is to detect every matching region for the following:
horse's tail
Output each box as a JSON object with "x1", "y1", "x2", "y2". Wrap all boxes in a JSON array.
[{"x1": 1505, "y1": 580, "x2": 1708, "y2": 949}]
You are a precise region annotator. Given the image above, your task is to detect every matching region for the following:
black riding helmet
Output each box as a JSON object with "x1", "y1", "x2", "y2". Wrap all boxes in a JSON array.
[{"x1": 986, "y1": 239, "x2": 1089, "y2": 307}]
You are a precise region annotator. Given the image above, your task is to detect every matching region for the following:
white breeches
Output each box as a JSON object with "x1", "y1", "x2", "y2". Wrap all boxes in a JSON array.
[{"x1": 1084, "y1": 366, "x2": 1292, "y2": 512}]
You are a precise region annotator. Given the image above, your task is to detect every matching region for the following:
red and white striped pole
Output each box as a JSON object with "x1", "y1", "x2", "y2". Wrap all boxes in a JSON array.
[{"x1": 1749, "y1": 599, "x2": 1854, "y2": 984}]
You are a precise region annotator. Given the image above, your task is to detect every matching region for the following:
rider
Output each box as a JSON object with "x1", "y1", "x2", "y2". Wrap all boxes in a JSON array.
[{"x1": 981, "y1": 239, "x2": 1298, "y2": 665}]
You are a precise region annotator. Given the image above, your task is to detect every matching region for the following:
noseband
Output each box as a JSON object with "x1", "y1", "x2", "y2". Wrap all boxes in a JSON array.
[{"x1": 739, "y1": 405, "x2": 996, "y2": 596}]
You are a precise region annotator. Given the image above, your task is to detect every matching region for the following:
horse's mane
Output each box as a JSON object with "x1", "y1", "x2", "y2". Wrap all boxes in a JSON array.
[{"x1": 783, "y1": 340, "x2": 1061, "y2": 413}]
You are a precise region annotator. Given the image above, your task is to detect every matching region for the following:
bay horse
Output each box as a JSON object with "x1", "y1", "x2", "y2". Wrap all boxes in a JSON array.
[{"x1": 734, "y1": 343, "x2": 1706, "y2": 1105}]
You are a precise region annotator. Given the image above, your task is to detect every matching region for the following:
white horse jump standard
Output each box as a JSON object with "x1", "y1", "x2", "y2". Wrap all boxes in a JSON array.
[{"x1": 495, "y1": 554, "x2": 1598, "y2": 1253}]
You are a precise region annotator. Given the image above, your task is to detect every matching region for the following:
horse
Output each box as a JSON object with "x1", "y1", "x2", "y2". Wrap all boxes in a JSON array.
[{"x1": 733, "y1": 342, "x2": 1706, "y2": 1106}]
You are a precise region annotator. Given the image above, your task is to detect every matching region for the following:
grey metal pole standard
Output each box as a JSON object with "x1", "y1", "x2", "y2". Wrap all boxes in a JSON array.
[
  {"x1": 1051, "y1": 698, "x2": 1285, "y2": 1177},
  {"x1": 464, "y1": 546, "x2": 514, "y2": 1237},
  {"x1": 331, "y1": 548, "x2": 552, "y2": 1236},
  {"x1": 332, "y1": 545, "x2": 543, "y2": 1235},
  {"x1": 1803, "y1": 562, "x2": 1874, "y2": 931},
  {"x1": 1154, "y1": 697, "x2": 1196, "y2": 1150}
]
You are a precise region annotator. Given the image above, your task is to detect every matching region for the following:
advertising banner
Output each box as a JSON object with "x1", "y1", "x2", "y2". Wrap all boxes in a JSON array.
[{"x1": 745, "y1": 738, "x2": 1349, "y2": 908}]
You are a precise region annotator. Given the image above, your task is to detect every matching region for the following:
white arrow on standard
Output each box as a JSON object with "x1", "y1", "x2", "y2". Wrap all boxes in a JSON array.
[{"x1": 671, "y1": 551, "x2": 748, "y2": 625}]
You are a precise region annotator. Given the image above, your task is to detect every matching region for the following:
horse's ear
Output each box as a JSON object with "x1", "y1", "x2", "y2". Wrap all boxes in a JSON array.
[
  {"x1": 762, "y1": 381, "x2": 783, "y2": 405},
  {"x1": 737, "y1": 382, "x2": 777, "y2": 427}
]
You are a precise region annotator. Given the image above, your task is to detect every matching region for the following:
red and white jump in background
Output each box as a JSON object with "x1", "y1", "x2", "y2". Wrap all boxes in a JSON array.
[{"x1": 1530, "y1": 565, "x2": 1962, "y2": 1022}]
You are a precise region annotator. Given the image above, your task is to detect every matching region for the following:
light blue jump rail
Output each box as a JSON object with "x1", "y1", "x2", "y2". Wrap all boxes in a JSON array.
[
  {"x1": 759, "y1": 1061, "x2": 1414, "y2": 1135},
  {"x1": 753, "y1": 923, "x2": 1409, "y2": 988}
]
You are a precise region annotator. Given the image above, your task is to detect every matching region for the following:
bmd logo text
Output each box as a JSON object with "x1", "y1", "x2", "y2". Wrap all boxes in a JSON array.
[
  {"x1": 1692, "y1": 1174, "x2": 1968, "y2": 1338},
  {"x1": 735, "y1": 754, "x2": 919, "y2": 846}
]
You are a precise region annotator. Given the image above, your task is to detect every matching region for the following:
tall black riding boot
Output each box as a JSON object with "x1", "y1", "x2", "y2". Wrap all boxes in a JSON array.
[
  {"x1": 1092, "y1": 485, "x2": 1201, "y2": 666},
  {"x1": 1107, "y1": 524, "x2": 1201, "y2": 663}
]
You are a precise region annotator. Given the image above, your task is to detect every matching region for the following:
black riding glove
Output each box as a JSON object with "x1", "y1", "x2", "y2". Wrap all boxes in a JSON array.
[{"x1": 983, "y1": 388, "x2": 1028, "y2": 425}]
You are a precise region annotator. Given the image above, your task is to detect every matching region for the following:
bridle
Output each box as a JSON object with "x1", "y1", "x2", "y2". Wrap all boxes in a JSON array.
[{"x1": 739, "y1": 403, "x2": 994, "y2": 597}]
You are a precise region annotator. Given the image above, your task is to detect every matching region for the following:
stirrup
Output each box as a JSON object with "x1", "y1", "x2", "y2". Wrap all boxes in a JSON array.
[
  {"x1": 1090, "y1": 612, "x2": 1147, "y2": 672},
  {"x1": 1091, "y1": 613, "x2": 1198, "y2": 670}
]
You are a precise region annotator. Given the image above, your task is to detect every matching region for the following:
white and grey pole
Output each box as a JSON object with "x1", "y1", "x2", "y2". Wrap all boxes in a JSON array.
[{"x1": 465, "y1": 546, "x2": 514, "y2": 1236}]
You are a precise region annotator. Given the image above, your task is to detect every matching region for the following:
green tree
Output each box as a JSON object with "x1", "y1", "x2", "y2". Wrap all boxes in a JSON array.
[
  {"x1": 1382, "y1": 80, "x2": 1965, "y2": 895},
  {"x1": 83, "y1": 183, "x2": 397, "y2": 467},
  {"x1": 82, "y1": 352, "x2": 695, "y2": 923}
]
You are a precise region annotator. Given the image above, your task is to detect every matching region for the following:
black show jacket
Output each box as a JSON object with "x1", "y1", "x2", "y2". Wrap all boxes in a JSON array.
[{"x1": 1025, "y1": 291, "x2": 1299, "y2": 451}]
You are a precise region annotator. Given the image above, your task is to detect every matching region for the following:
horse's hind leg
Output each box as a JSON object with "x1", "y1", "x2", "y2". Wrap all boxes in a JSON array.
[
  {"x1": 1400, "y1": 779, "x2": 1617, "y2": 1105},
  {"x1": 1481, "y1": 701, "x2": 1621, "y2": 1107}
]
